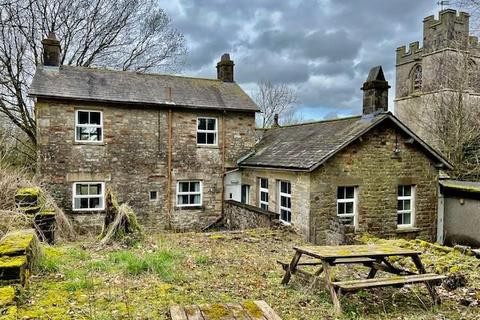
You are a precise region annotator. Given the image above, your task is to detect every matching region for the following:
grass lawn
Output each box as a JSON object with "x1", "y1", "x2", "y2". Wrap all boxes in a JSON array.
[{"x1": 4, "y1": 228, "x2": 480, "y2": 319}]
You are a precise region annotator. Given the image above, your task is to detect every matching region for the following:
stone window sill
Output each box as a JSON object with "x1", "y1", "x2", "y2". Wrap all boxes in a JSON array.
[
  {"x1": 196, "y1": 144, "x2": 219, "y2": 149},
  {"x1": 74, "y1": 142, "x2": 106, "y2": 146},
  {"x1": 175, "y1": 205, "x2": 205, "y2": 211},
  {"x1": 71, "y1": 210, "x2": 105, "y2": 215},
  {"x1": 396, "y1": 227, "x2": 421, "y2": 234}
]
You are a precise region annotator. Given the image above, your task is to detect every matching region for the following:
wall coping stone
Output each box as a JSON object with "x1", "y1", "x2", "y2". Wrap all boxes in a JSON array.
[{"x1": 224, "y1": 200, "x2": 279, "y2": 218}]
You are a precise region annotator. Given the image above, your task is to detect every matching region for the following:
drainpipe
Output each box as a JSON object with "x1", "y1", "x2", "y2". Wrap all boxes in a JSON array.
[
  {"x1": 220, "y1": 110, "x2": 227, "y2": 217},
  {"x1": 437, "y1": 184, "x2": 445, "y2": 245},
  {"x1": 167, "y1": 108, "x2": 173, "y2": 229}
]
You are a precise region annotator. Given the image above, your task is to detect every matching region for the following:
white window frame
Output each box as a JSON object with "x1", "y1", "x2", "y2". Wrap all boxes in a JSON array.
[
  {"x1": 75, "y1": 110, "x2": 103, "y2": 143},
  {"x1": 278, "y1": 180, "x2": 292, "y2": 224},
  {"x1": 149, "y1": 190, "x2": 158, "y2": 202},
  {"x1": 72, "y1": 182, "x2": 105, "y2": 211},
  {"x1": 196, "y1": 117, "x2": 218, "y2": 146},
  {"x1": 397, "y1": 185, "x2": 415, "y2": 228},
  {"x1": 258, "y1": 178, "x2": 269, "y2": 210},
  {"x1": 176, "y1": 180, "x2": 203, "y2": 207},
  {"x1": 337, "y1": 186, "x2": 358, "y2": 227}
]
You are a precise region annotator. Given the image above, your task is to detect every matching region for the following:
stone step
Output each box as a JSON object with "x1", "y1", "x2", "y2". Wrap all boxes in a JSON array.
[
  {"x1": 0, "y1": 229, "x2": 42, "y2": 286},
  {"x1": 0, "y1": 256, "x2": 27, "y2": 284}
]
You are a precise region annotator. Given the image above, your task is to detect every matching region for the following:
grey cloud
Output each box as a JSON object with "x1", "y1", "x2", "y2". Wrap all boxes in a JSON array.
[{"x1": 164, "y1": 0, "x2": 440, "y2": 118}]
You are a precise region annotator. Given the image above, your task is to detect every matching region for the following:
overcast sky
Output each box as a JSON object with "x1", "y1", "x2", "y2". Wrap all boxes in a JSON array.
[{"x1": 162, "y1": 0, "x2": 443, "y2": 120}]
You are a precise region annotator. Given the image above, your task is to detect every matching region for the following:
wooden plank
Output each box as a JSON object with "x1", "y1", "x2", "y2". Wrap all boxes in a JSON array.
[
  {"x1": 170, "y1": 305, "x2": 188, "y2": 320},
  {"x1": 199, "y1": 303, "x2": 234, "y2": 320},
  {"x1": 253, "y1": 301, "x2": 282, "y2": 320},
  {"x1": 184, "y1": 305, "x2": 205, "y2": 320},
  {"x1": 323, "y1": 260, "x2": 342, "y2": 314},
  {"x1": 294, "y1": 245, "x2": 421, "y2": 260},
  {"x1": 281, "y1": 251, "x2": 302, "y2": 285},
  {"x1": 331, "y1": 257, "x2": 376, "y2": 265},
  {"x1": 411, "y1": 255, "x2": 441, "y2": 305},
  {"x1": 333, "y1": 273, "x2": 446, "y2": 291},
  {"x1": 226, "y1": 303, "x2": 252, "y2": 320}
]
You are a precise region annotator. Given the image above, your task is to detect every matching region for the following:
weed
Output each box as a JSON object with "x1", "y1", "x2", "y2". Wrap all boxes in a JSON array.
[
  {"x1": 63, "y1": 269, "x2": 95, "y2": 291},
  {"x1": 108, "y1": 249, "x2": 182, "y2": 281},
  {"x1": 195, "y1": 255, "x2": 210, "y2": 265}
]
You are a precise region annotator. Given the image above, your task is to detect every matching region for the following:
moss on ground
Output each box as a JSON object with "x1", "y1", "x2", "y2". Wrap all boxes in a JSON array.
[
  {"x1": 5, "y1": 230, "x2": 480, "y2": 319},
  {"x1": 0, "y1": 286, "x2": 15, "y2": 307}
]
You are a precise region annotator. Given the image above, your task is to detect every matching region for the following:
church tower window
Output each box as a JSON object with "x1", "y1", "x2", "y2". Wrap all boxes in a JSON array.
[
  {"x1": 468, "y1": 59, "x2": 478, "y2": 90},
  {"x1": 412, "y1": 65, "x2": 422, "y2": 92}
]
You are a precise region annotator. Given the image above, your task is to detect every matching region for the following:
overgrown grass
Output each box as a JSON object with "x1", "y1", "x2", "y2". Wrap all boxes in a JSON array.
[
  {"x1": 108, "y1": 249, "x2": 181, "y2": 281},
  {"x1": 15, "y1": 230, "x2": 480, "y2": 319}
]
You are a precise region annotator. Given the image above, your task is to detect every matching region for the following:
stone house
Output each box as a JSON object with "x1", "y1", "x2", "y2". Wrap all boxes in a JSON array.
[
  {"x1": 29, "y1": 33, "x2": 258, "y2": 232},
  {"x1": 31, "y1": 34, "x2": 452, "y2": 244},
  {"x1": 233, "y1": 67, "x2": 452, "y2": 244}
]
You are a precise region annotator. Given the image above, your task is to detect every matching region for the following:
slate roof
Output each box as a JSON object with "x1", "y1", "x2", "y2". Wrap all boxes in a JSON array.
[
  {"x1": 239, "y1": 112, "x2": 453, "y2": 171},
  {"x1": 28, "y1": 66, "x2": 259, "y2": 112}
]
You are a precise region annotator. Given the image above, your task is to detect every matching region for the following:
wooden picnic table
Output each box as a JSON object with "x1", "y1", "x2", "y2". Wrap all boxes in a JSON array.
[
  {"x1": 278, "y1": 244, "x2": 445, "y2": 314},
  {"x1": 170, "y1": 300, "x2": 282, "y2": 320}
]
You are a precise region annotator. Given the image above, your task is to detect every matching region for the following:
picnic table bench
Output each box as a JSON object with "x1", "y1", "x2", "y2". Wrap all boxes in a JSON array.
[
  {"x1": 170, "y1": 300, "x2": 281, "y2": 320},
  {"x1": 279, "y1": 244, "x2": 446, "y2": 314}
]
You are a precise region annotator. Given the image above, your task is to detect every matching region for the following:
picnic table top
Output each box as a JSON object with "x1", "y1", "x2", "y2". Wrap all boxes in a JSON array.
[
  {"x1": 170, "y1": 300, "x2": 281, "y2": 320},
  {"x1": 294, "y1": 244, "x2": 421, "y2": 260}
]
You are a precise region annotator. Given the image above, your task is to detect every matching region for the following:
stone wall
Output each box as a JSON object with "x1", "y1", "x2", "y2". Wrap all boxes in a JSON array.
[
  {"x1": 310, "y1": 121, "x2": 440, "y2": 244},
  {"x1": 36, "y1": 99, "x2": 256, "y2": 232},
  {"x1": 223, "y1": 200, "x2": 278, "y2": 230}
]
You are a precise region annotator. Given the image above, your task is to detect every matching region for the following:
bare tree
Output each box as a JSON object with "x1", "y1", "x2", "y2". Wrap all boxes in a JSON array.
[
  {"x1": 254, "y1": 80, "x2": 299, "y2": 128},
  {"x1": 0, "y1": 0, "x2": 186, "y2": 147}
]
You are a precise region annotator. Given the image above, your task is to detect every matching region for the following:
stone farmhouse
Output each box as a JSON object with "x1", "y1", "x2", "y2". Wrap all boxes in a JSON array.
[
  {"x1": 30, "y1": 33, "x2": 452, "y2": 244},
  {"x1": 30, "y1": 33, "x2": 258, "y2": 232}
]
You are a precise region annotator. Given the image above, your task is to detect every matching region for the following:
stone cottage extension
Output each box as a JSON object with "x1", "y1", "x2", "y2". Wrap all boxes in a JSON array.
[
  {"x1": 235, "y1": 67, "x2": 452, "y2": 244},
  {"x1": 30, "y1": 33, "x2": 258, "y2": 232}
]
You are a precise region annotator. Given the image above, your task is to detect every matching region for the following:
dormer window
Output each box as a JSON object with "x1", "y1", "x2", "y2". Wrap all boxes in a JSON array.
[{"x1": 412, "y1": 65, "x2": 422, "y2": 92}]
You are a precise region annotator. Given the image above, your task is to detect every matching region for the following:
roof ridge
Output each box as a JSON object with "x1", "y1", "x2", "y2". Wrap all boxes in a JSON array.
[
  {"x1": 269, "y1": 114, "x2": 363, "y2": 129},
  {"x1": 59, "y1": 65, "x2": 223, "y2": 83}
]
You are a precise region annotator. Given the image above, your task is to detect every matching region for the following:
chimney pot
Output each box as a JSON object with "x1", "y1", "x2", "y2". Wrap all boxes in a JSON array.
[
  {"x1": 42, "y1": 32, "x2": 61, "y2": 67},
  {"x1": 273, "y1": 113, "x2": 280, "y2": 127},
  {"x1": 361, "y1": 66, "x2": 390, "y2": 115},
  {"x1": 216, "y1": 53, "x2": 234, "y2": 82}
]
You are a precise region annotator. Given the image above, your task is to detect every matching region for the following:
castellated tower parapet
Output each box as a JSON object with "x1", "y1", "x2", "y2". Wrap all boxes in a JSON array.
[
  {"x1": 396, "y1": 41, "x2": 423, "y2": 66},
  {"x1": 396, "y1": 9, "x2": 475, "y2": 66}
]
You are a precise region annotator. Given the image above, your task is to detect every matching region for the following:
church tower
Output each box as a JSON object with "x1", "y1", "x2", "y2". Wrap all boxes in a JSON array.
[{"x1": 394, "y1": 9, "x2": 480, "y2": 147}]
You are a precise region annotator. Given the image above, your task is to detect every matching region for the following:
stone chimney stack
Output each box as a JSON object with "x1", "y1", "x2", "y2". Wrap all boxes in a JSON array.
[
  {"x1": 216, "y1": 53, "x2": 234, "y2": 82},
  {"x1": 361, "y1": 66, "x2": 390, "y2": 115},
  {"x1": 41, "y1": 32, "x2": 61, "y2": 67},
  {"x1": 272, "y1": 114, "x2": 280, "y2": 127}
]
